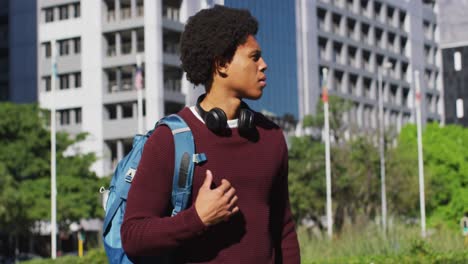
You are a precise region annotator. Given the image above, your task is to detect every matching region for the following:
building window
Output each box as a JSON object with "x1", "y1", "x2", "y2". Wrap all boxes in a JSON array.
[
  {"x1": 75, "y1": 72, "x2": 81, "y2": 88},
  {"x1": 59, "y1": 110, "x2": 70, "y2": 125},
  {"x1": 59, "y1": 74, "x2": 69, "y2": 90},
  {"x1": 424, "y1": 45, "x2": 431, "y2": 64},
  {"x1": 454, "y1": 51, "x2": 462, "y2": 71},
  {"x1": 59, "y1": 5, "x2": 69, "y2": 20},
  {"x1": 74, "y1": 38, "x2": 81, "y2": 54},
  {"x1": 137, "y1": 0, "x2": 144, "y2": 16},
  {"x1": 45, "y1": 8, "x2": 54, "y2": 22},
  {"x1": 43, "y1": 76, "x2": 51, "y2": 91},
  {"x1": 73, "y1": 3, "x2": 81, "y2": 18},
  {"x1": 105, "y1": 104, "x2": 117, "y2": 120},
  {"x1": 59, "y1": 40, "x2": 69, "y2": 55},
  {"x1": 122, "y1": 103, "x2": 133, "y2": 118},
  {"x1": 456, "y1": 98, "x2": 464, "y2": 118},
  {"x1": 75, "y1": 108, "x2": 82, "y2": 124},
  {"x1": 43, "y1": 42, "x2": 51, "y2": 58}
]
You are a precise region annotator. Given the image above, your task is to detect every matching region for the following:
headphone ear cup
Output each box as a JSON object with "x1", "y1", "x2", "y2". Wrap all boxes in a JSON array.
[
  {"x1": 206, "y1": 107, "x2": 227, "y2": 134},
  {"x1": 238, "y1": 108, "x2": 254, "y2": 132}
]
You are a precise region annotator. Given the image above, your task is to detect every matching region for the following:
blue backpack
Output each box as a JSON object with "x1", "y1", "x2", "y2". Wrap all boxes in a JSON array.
[{"x1": 102, "y1": 114, "x2": 207, "y2": 263}]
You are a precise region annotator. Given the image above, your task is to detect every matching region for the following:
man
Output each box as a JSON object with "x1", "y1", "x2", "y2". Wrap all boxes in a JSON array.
[
  {"x1": 121, "y1": 5, "x2": 300, "y2": 263},
  {"x1": 461, "y1": 212, "x2": 468, "y2": 246}
]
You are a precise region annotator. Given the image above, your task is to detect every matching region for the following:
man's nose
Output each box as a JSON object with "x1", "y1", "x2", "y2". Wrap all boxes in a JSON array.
[{"x1": 259, "y1": 58, "x2": 267, "y2": 72}]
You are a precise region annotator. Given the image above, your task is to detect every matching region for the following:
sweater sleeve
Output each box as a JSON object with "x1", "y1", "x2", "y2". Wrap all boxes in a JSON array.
[
  {"x1": 271, "y1": 135, "x2": 301, "y2": 264},
  {"x1": 121, "y1": 126, "x2": 206, "y2": 257}
]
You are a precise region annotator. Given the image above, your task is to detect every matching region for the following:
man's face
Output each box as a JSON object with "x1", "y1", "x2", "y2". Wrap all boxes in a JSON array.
[{"x1": 224, "y1": 35, "x2": 268, "y2": 100}]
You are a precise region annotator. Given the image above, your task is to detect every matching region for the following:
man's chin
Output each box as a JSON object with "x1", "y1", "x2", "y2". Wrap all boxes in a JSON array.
[{"x1": 244, "y1": 91, "x2": 263, "y2": 100}]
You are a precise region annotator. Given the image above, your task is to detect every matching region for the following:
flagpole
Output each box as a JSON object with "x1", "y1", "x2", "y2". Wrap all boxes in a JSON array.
[
  {"x1": 301, "y1": 0, "x2": 310, "y2": 116},
  {"x1": 322, "y1": 67, "x2": 332, "y2": 239},
  {"x1": 378, "y1": 62, "x2": 392, "y2": 235},
  {"x1": 415, "y1": 70, "x2": 426, "y2": 238},
  {"x1": 50, "y1": 40, "x2": 57, "y2": 259},
  {"x1": 136, "y1": 54, "x2": 143, "y2": 134}
]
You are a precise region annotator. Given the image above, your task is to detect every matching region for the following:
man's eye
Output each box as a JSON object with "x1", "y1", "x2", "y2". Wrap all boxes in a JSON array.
[{"x1": 253, "y1": 55, "x2": 260, "y2": 61}]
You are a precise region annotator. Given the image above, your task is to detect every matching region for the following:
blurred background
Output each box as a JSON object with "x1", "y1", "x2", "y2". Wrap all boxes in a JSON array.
[{"x1": 0, "y1": 0, "x2": 467, "y2": 263}]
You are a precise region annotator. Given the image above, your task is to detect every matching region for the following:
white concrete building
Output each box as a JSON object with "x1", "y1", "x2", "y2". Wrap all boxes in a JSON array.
[
  {"x1": 37, "y1": 0, "x2": 212, "y2": 176},
  {"x1": 296, "y1": 0, "x2": 444, "y2": 132}
]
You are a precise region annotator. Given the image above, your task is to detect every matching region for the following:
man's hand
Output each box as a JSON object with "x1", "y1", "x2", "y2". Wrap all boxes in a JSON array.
[{"x1": 195, "y1": 170, "x2": 239, "y2": 226}]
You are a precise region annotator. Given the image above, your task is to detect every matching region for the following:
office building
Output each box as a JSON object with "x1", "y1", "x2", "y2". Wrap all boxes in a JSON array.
[
  {"x1": 297, "y1": 0, "x2": 443, "y2": 132},
  {"x1": 38, "y1": 0, "x2": 445, "y2": 176},
  {"x1": 439, "y1": 0, "x2": 468, "y2": 126},
  {"x1": 0, "y1": 0, "x2": 37, "y2": 103},
  {"x1": 38, "y1": 0, "x2": 208, "y2": 176},
  {"x1": 224, "y1": 0, "x2": 299, "y2": 119}
]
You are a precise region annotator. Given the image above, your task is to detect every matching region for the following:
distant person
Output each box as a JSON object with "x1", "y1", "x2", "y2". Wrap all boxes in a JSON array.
[
  {"x1": 461, "y1": 212, "x2": 468, "y2": 246},
  {"x1": 121, "y1": 5, "x2": 300, "y2": 263}
]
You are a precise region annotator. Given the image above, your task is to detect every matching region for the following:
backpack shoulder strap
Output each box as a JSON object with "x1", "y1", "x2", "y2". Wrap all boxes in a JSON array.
[{"x1": 157, "y1": 114, "x2": 207, "y2": 216}]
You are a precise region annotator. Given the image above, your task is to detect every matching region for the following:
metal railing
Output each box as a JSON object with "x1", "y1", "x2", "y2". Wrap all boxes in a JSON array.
[
  {"x1": 108, "y1": 79, "x2": 139, "y2": 93},
  {"x1": 107, "y1": 45, "x2": 117, "y2": 57},
  {"x1": 107, "y1": 10, "x2": 115, "y2": 21},
  {"x1": 137, "y1": 5, "x2": 144, "y2": 16},
  {"x1": 163, "y1": 6, "x2": 180, "y2": 21},
  {"x1": 137, "y1": 42, "x2": 144, "y2": 52},
  {"x1": 108, "y1": 81, "x2": 118, "y2": 93},
  {"x1": 164, "y1": 43, "x2": 179, "y2": 55},
  {"x1": 164, "y1": 79, "x2": 181, "y2": 92},
  {"x1": 121, "y1": 79, "x2": 133, "y2": 91},
  {"x1": 121, "y1": 8, "x2": 131, "y2": 20},
  {"x1": 121, "y1": 43, "x2": 132, "y2": 54}
]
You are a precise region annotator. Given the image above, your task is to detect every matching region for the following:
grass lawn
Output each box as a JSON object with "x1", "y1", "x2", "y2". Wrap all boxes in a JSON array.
[
  {"x1": 22, "y1": 222, "x2": 468, "y2": 263},
  {"x1": 299, "y1": 221, "x2": 468, "y2": 263}
]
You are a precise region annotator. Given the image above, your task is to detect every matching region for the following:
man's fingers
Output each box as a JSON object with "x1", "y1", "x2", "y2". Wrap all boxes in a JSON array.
[
  {"x1": 224, "y1": 187, "x2": 236, "y2": 200},
  {"x1": 228, "y1": 195, "x2": 238, "y2": 209},
  {"x1": 201, "y1": 170, "x2": 213, "y2": 189},
  {"x1": 223, "y1": 205, "x2": 240, "y2": 222},
  {"x1": 231, "y1": 206, "x2": 240, "y2": 214},
  {"x1": 216, "y1": 179, "x2": 232, "y2": 193}
]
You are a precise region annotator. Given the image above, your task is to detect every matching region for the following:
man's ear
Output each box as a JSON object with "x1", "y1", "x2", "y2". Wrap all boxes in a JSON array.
[{"x1": 214, "y1": 58, "x2": 229, "y2": 78}]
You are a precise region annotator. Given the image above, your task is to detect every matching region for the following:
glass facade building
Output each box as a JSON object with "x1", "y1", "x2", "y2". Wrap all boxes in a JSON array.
[
  {"x1": 225, "y1": 0, "x2": 299, "y2": 119},
  {"x1": 0, "y1": 0, "x2": 37, "y2": 103}
]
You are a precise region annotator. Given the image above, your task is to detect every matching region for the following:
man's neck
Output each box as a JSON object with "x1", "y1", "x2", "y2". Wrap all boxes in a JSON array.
[{"x1": 201, "y1": 89, "x2": 241, "y2": 120}]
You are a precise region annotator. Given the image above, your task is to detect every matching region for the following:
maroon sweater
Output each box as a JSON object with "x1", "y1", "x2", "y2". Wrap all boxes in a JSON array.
[{"x1": 121, "y1": 107, "x2": 300, "y2": 263}]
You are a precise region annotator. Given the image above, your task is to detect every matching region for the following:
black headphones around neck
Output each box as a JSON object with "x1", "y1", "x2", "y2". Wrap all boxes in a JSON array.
[{"x1": 195, "y1": 94, "x2": 255, "y2": 135}]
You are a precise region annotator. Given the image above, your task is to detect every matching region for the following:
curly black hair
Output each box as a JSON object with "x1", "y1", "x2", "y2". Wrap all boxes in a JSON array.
[{"x1": 180, "y1": 5, "x2": 258, "y2": 90}]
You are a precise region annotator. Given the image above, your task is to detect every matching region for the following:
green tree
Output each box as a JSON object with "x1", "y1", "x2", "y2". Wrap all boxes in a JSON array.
[
  {"x1": 0, "y1": 103, "x2": 107, "y2": 237},
  {"x1": 302, "y1": 96, "x2": 353, "y2": 143},
  {"x1": 289, "y1": 96, "x2": 388, "y2": 231},
  {"x1": 0, "y1": 163, "x2": 29, "y2": 235},
  {"x1": 288, "y1": 136, "x2": 325, "y2": 225},
  {"x1": 0, "y1": 103, "x2": 50, "y2": 181},
  {"x1": 392, "y1": 123, "x2": 468, "y2": 228},
  {"x1": 289, "y1": 96, "x2": 380, "y2": 231}
]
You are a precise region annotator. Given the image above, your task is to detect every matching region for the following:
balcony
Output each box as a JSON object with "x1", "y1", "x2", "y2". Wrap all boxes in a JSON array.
[
  {"x1": 107, "y1": 10, "x2": 116, "y2": 21},
  {"x1": 120, "y1": 7, "x2": 131, "y2": 20},
  {"x1": 107, "y1": 45, "x2": 117, "y2": 57},
  {"x1": 103, "y1": 29, "x2": 144, "y2": 66},
  {"x1": 137, "y1": 5, "x2": 144, "y2": 16},
  {"x1": 108, "y1": 79, "x2": 135, "y2": 93},
  {"x1": 164, "y1": 79, "x2": 181, "y2": 93},
  {"x1": 121, "y1": 42, "x2": 132, "y2": 54},
  {"x1": 163, "y1": 6, "x2": 180, "y2": 22},
  {"x1": 102, "y1": 0, "x2": 144, "y2": 30}
]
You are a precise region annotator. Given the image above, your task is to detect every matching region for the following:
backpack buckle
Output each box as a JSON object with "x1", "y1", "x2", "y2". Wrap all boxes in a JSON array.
[
  {"x1": 125, "y1": 168, "x2": 136, "y2": 183},
  {"x1": 193, "y1": 153, "x2": 207, "y2": 164}
]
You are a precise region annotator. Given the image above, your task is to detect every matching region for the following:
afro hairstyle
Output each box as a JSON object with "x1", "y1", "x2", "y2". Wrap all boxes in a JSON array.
[{"x1": 180, "y1": 5, "x2": 258, "y2": 90}]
